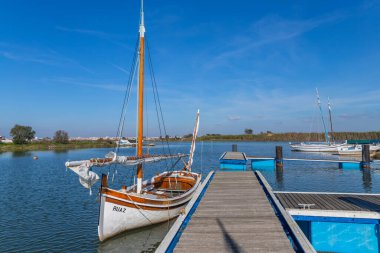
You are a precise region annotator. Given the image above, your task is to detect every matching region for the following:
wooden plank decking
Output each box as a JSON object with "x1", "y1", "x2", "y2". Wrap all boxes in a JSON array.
[
  {"x1": 221, "y1": 152, "x2": 246, "y2": 160},
  {"x1": 275, "y1": 192, "x2": 380, "y2": 212},
  {"x1": 174, "y1": 172, "x2": 294, "y2": 253}
]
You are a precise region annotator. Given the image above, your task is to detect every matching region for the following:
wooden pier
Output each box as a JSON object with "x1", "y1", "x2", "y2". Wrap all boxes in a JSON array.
[
  {"x1": 174, "y1": 171, "x2": 294, "y2": 252},
  {"x1": 219, "y1": 152, "x2": 247, "y2": 170},
  {"x1": 274, "y1": 191, "x2": 380, "y2": 253},
  {"x1": 275, "y1": 191, "x2": 380, "y2": 220},
  {"x1": 220, "y1": 151, "x2": 375, "y2": 170},
  {"x1": 220, "y1": 144, "x2": 380, "y2": 170},
  {"x1": 158, "y1": 171, "x2": 315, "y2": 252},
  {"x1": 157, "y1": 146, "x2": 380, "y2": 252}
]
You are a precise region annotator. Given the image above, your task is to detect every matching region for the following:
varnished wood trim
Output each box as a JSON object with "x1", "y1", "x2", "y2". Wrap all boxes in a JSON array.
[
  {"x1": 102, "y1": 189, "x2": 182, "y2": 205},
  {"x1": 106, "y1": 197, "x2": 188, "y2": 211},
  {"x1": 101, "y1": 174, "x2": 108, "y2": 188}
]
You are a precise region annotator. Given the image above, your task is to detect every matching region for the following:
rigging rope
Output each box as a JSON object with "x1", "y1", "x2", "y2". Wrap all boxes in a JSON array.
[
  {"x1": 146, "y1": 37, "x2": 175, "y2": 171},
  {"x1": 107, "y1": 36, "x2": 140, "y2": 183},
  {"x1": 115, "y1": 35, "x2": 140, "y2": 155}
]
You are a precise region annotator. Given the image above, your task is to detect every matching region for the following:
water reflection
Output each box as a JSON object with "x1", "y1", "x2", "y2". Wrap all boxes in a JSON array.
[
  {"x1": 275, "y1": 167, "x2": 284, "y2": 189},
  {"x1": 53, "y1": 149, "x2": 69, "y2": 154},
  {"x1": 12, "y1": 151, "x2": 32, "y2": 158},
  {"x1": 1, "y1": 142, "x2": 380, "y2": 252},
  {"x1": 97, "y1": 220, "x2": 175, "y2": 253},
  {"x1": 361, "y1": 168, "x2": 372, "y2": 192}
]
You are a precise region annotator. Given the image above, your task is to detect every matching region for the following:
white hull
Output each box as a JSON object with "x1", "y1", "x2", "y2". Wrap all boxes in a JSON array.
[
  {"x1": 336, "y1": 145, "x2": 380, "y2": 156},
  {"x1": 98, "y1": 197, "x2": 185, "y2": 241},
  {"x1": 290, "y1": 142, "x2": 348, "y2": 152},
  {"x1": 98, "y1": 171, "x2": 201, "y2": 241}
]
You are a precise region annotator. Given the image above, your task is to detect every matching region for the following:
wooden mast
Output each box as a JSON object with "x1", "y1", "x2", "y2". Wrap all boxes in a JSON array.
[{"x1": 137, "y1": 0, "x2": 145, "y2": 194}]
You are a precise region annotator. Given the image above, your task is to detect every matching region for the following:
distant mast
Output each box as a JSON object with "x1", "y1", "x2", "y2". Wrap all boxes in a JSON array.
[
  {"x1": 327, "y1": 97, "x2": 334, "y2": 142},
  {"x1": 137, "y1": 0, "x2": 145, "y2": 194},
  {"x1": 316, "y1": 88, "x2": 329, "y2": 144}
]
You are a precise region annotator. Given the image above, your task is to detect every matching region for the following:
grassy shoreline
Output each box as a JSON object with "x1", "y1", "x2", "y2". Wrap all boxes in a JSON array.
[
  {"x1": 1, "y1": 131, "x2": 380, "y2": 152},
  {"x1": 0, "y1": 140, "x2": 116, "y2": 152},
  {"x1": 196, "y1": 132, "x2": 380, "y2": 142}
]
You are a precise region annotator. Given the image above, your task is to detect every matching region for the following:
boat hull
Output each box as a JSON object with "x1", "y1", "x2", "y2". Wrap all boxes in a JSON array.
[
  {"x1": 290, "y1": 143, "x2": 348, "y2": 152},
  {"x1": 98, "y1": 196, "x2": 186, "y2": 241},
  {"x1": 337, "y1": 151, "x2": 377, "y2": 157},
  {"x1": 336, "y1": 145, "x2": 380, "y2": 156},
  {"x1": 98, "y1": 171, "x2": 200, "y2": 241}
]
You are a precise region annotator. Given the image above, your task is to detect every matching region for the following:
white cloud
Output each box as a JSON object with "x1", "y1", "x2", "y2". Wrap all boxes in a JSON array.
[
  {"x1": 205, "y1": 13, "x2": 344, "y2": 69},
  {"x1": 46, "y1": 77, "x2": 127, "y2": 92},
  {"x1": 0, "y1": 43, "x2": 93, "y2": 73},
  {"x1": 227, "y1": 115, "x2": 241, "y2": 121},
  {"x1": 56, "y1": 26, "x2": 112, "y2": 38},
  {"x1": 55, "y1": 26, "x2": 130, "y2": 48}
]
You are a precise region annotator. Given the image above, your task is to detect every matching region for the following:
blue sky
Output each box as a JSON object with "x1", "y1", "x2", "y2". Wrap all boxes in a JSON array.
[{"x1": 1, "y1": 0, "x2": 380, "y2": 137}]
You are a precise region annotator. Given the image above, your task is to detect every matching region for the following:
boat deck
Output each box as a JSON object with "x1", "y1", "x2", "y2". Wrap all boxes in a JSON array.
[{"x1": 173, "y1": 172, "x2": 295, "y2": 252}]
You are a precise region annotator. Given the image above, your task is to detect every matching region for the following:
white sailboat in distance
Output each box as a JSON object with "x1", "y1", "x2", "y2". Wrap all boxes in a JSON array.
[
  {"x1": 336, "y1": 144, "x2": 380, "y2": 157},
  {"x1": 290, "y1": 89, "x2": 347, "y2": 152}
]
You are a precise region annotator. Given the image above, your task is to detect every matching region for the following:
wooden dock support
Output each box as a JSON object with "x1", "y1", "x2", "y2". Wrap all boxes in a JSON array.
[
  {"x1": 275, "y1": 146, "x2": 283, "y2": 169},
  {"x1": 361, "y1": 144, "x2": 370, "y2": 169},
  {"x1": 232, "y1": 144, "x2": 237, "y2": 152}
]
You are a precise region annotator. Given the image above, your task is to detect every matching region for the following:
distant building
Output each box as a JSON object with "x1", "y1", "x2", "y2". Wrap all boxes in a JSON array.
[
  {"x1": 1, "y1": 138, "x2": 13, "y2": 143},
  {"x1": 31, "y1": 137, "x2": 45, "y2": 142},
  {"x1": 69, "y1": 136, "x2": 118, "y2": 141},
  {"x1": 67, "y1": 136, "x2": 161, "y2": 141}
]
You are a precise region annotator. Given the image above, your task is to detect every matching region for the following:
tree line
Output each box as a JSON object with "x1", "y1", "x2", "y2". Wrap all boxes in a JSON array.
[
  {"x1": 197, "y1": 132, "x2": 380, "y2": 142},
  {"x1": 5, "y1": 124, "x2": 380, "y2": 145},
  {"x1": 6, "y1": 124, "x2": 69, "y2": 145}
]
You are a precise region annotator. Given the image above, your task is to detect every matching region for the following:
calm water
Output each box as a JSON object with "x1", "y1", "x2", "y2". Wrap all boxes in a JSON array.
[{"x1": 1, "y1": 142, "x2": 380, "y2": 252}]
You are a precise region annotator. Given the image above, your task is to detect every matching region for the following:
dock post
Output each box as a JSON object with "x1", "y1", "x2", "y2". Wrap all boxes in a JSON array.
[
  {"x1": 232, "y1": 144, "x2": 237, "y2": 152},
  {"x1": 275, "y1": 146, "x2": 283, "y2": 169},
  {"x1": 361, "y1": 144, "x2": 370, "y2": 169}
]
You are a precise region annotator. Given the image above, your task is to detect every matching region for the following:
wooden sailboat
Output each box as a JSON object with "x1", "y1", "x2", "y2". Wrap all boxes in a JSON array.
[
  {"x1": 65, "y1": 1, "x2": 201, "y2": 241},
  {"x1": 98, "y1": 108, "x2": 201, "y2": 241}
]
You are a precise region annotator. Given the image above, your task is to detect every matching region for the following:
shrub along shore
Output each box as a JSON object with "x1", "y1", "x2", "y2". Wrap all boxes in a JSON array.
[
  {"x1": 195, "y1": 131, "x2": 380, "y2": 142},
  {"x1": 0, "y1": 140, "x2": 115, "y2": 152},
  {"x1": 1, "y1": 132, "x2": 380, "y2": 152}
]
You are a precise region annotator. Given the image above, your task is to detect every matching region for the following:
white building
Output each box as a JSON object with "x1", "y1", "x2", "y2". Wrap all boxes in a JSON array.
[{"x1": 1, "y1": 138, "x2": 13, "y2": 143}]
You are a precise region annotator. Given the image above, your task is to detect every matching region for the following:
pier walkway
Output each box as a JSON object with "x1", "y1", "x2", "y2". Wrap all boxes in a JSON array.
[
  {"x1": 275, "y1": 191, "x2": 380, "y2": 220},
  {"x1": 173, "y1": 171, "x2": 295, "y2": 252}
]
